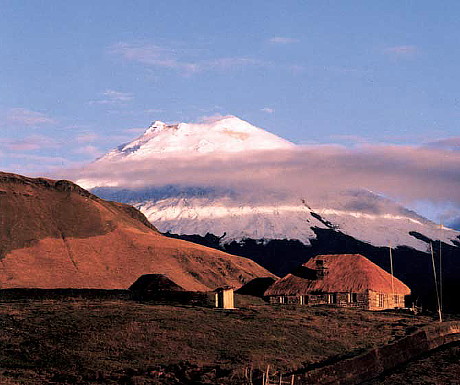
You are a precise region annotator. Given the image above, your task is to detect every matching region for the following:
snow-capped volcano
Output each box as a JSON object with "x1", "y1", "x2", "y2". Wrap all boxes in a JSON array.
[
  {"x1": 72, "y1": 115, "x2": 460, "y2": 312},
  {"x1": 78, "y1": 115, "x2": 460, "y2": 254},
  {"x1": 100, "y1": 116, "x2": 294, "y2": 162}
]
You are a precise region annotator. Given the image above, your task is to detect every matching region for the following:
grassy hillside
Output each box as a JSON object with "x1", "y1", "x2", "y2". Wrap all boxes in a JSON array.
[
  {"x1": 0, "y1": 172, "x2": 273, "y2": 291},
  {"x1": 0, "y1": 296, "x2": 435, "y2": 384}
]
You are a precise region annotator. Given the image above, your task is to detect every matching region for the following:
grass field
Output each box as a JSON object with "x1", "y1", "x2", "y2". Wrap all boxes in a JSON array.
[{"x1": 0, "y1": 295, "x2": 436, "y2": 384}]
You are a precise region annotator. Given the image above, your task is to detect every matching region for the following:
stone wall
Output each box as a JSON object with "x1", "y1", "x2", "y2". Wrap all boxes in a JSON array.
[
  {"x1": 268, "y1": 291, "x2": 408, "y2": 310},
  {"x1": 268, "y1": 292, "x2": 369, "y2": 309},
  {"x1": 292, "y1": 321, "x2": 460, "y2": 385},
  {"x1": 367, "y1": 290, "x2": 406, "y2": 311}
]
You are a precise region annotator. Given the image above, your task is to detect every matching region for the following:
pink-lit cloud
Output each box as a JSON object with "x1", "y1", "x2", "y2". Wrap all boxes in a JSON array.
[
  {"x1": 1, "y1": 135, "x2": 59, "y2": 151},
  {"x1": 6, "y1": 108, "x2": 56, "y2": 126},
  {"x1": 6, "y1": 154, "x2": 80, "y2": 177},
  {"x1": 123, "y1": 128, "x2": 146, "y2": 135},
  {"x1": 76, "y1": 133, "x2": 99, "y2": 143},
  {"x1": 65, "y1": 141, "x2": 460, "y2": 209},
  {"x1": 73, "y1": 145, "x2": 101, "y2": 157},
  {"x1": 425, "y1": 137, "x2": 460, "y2": 151}
]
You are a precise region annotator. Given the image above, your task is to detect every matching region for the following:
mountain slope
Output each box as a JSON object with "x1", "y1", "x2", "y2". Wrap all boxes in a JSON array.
[{"x1": 0, "y1": 172, "x2": 273, "y2": 290}]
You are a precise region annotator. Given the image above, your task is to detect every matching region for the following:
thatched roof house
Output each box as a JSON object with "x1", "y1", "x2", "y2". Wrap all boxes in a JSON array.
[{"x1": 264, "y1": 254, "x2": 411, "y2": 310}]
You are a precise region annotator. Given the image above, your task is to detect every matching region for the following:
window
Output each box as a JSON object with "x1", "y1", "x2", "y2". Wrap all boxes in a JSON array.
[
  {"x1": 378, "y1": 294, "x2": 385, "y2": 307},
  {"x1": 394, "y1": 295, "x2": 399, "y2": 305},
  {"x1": 348, "y1": 293, "x2": 358, "y2": 303},
  {"x1": 328, "y1": 293, "x2": 337, "y2": 304},
  {"x1": 299, "y1": 295, "x2": 308, "y2": 305}
]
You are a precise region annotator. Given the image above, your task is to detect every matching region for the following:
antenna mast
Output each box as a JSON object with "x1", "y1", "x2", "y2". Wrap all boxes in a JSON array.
[
  {"x1": 430, "y1": 242, "x2": 442, "y2": 323},
  {"x1": 439, "y1": 223, "x2": 443, "y2": 314},
  {"x1": 389, "y1": 243, "x2": 395, "y2": 301}
]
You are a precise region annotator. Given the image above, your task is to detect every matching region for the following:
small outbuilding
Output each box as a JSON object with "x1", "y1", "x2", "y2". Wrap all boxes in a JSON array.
[
  {"x1": 264, "y1": 254, "x2": 411, "y2": 311},
  {"x1": 214, "y1": 286, "x2": 235, "y2": 309}
]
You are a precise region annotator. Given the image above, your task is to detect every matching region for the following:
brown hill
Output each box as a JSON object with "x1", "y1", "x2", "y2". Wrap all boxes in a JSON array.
[{"x1": 0, "y1": 172, "x2": 273, "y2": 291}]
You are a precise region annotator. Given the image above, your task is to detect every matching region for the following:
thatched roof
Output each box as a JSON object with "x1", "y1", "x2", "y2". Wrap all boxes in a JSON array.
[
  {"x1": 264, "y1": 254, "x2": 410, "y2": 296},
  {"x1": 129, "y1": 274, "x2": 186, "y2": 292}
]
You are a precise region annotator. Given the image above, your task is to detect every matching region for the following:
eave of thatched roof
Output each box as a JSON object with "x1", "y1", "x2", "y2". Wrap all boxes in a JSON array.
[{"x1": 264, "y1": 254, "x2": 411, "y2": 296}]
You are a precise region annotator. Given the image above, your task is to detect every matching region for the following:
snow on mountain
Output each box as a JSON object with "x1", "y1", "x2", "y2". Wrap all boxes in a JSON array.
[
  {"x1": 77, "y1": 115, "x2": 295, "y2": 189},
  {"x1": 132, "y1": 191, "x2": 460, "y2": 253},
  {"x1": 81, "y1": 115, "x2": 460, "y2": 254},
  {"x1": 99, "y1": 116, "x2": 294, "y2": 162},
  {"x1": 136, "y1": 196, "x2": 322, "y2": 244}
]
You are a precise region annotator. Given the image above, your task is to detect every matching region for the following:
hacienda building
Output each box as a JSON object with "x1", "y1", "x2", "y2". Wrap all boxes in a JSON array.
[{"x1": 264, "y1": 254, "x2": 411, "y2": 311}]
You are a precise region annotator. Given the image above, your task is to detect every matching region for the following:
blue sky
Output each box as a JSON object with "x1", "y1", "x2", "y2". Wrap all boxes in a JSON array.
[{"x1": 1, "y1": 1, "x2": 460, "y2": 225}]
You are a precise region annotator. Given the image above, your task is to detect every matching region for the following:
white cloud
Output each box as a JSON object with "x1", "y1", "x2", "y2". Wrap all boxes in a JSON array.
[
  {"x1": 103, "y1": 90, "x2": 133, "y2": 102},
  {"x1": 205, "y1": 57, "x2": 262, "y2": 70},
  {"x1": 384, "y1": 45, "x2": 418, "y2": 56},
  {"x1": 110, "y1": 42, "x2": 177, "y2": 66},
  {"x1": 269, "y1": 37, "x2": 299, "y2": 44},
  {"x1": 109, "y1": 42, "x2": 264, "y2": 74},
  {"x1": 90, "y1": 89, "x2": 133, "y2": 105},
  {"x1": 261, "y1": 107, "x2": 274, "y2": 114}
]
